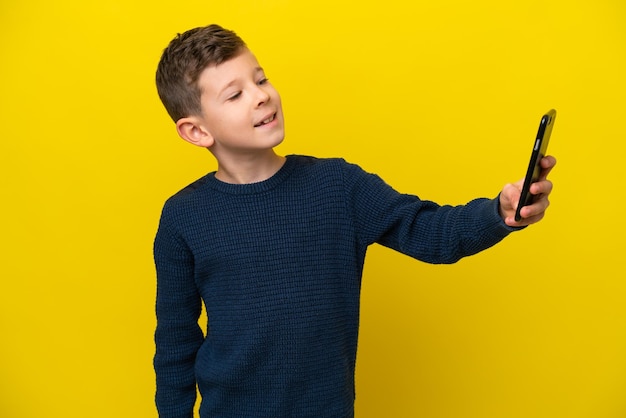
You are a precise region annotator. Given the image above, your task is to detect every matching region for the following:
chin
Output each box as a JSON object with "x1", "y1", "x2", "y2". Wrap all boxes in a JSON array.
[
  {"x1": 269, "y1": 127, "x2": 286, "y2": 147},
  {"x1": 270, "y1": 136, "x2": 285, "y2": 149}
]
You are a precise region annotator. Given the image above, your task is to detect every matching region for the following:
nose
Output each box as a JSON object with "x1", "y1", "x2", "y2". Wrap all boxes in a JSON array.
[{"x1": 254, "y1": 85, "x2": 271, "y2": 107}]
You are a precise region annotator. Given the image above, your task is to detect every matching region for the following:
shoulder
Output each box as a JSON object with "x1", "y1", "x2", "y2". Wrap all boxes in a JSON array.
[
  {"x1": 170, "y1": 174, "x2": 212, "y2": 200},
  {"x1": 159, "y1": 174, "x2": 215, "y2": 220},
  {"x1": 287, "y1": 155, "x2": 387, "y2": 197},
  {"x1": 287, "y1": 154, "x2": 366, "y2": 178}
]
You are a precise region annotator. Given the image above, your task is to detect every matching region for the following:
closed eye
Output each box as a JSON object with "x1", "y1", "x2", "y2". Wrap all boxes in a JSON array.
[
  {"x1": 227, "y1": 91, "x2": 242, "y2": 101},
  {"x1": 257, "y1": 77, "x2": 269, "y2": 85}
]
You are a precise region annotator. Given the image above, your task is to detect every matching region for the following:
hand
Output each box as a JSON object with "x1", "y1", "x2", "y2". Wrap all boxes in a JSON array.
[{"x1": 499, "y1": 155, "x2": 557, "y2": 227}]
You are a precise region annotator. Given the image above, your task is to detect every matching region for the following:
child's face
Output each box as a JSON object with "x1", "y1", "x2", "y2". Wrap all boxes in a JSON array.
[{"x1": 195, "y1": 48, "x2": 285, "y2": 157}]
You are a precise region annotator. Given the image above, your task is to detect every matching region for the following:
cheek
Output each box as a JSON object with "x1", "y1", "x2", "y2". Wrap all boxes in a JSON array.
[
  {"x1": 274, "y1": 88, "x2": 282, "y2": 102},
  {"x1": 272, "y1": 91, "x2": 283, "y2": 110},
  {"x1": 217, "y1": 112, "x2": 241, "y2": 127}
]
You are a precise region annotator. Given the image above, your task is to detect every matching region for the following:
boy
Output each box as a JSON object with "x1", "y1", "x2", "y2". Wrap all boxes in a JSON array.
[{"x1": 153, "y1": 24, "x2": 555, "y2": 418}]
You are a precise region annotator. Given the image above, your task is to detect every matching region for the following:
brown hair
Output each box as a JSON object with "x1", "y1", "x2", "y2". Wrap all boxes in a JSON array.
[{"x1": 156, "y1": 24, "x2": 246, "y2": 122}]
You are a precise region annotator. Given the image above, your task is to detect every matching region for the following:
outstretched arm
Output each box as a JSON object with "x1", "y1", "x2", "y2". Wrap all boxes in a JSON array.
[{"x1": 499, "y1": 155, "x2": 557, "y2": 227}]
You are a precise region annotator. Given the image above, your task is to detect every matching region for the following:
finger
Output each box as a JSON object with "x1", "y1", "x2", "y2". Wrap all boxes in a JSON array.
[
  {"x1": 540, "y1": 155, "x2": 557, "y2": 169},
  {"x1": 538, "y1": 155, "x2": 557, "y2": 181},
  {"x1": 516, "y1": 211, "x2": 546, "y2": 227},
  {"x1": 530, "y1": 179, "x2": 553, "y2": 196},
  {"x1": 503, "y1": 182, "x2": 521, "y2": 205},
  {"x1": 522, "y1": 196, "x2": 550, "y2": 219},
  {"x1": 506, "y1": 205, "x2": 546, "y2": 227}
]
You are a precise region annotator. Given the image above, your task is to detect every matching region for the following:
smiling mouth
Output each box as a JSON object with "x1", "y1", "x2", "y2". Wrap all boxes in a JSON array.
[{"x1": 254, "y1": 113, "x2": 276, "y2": 127}]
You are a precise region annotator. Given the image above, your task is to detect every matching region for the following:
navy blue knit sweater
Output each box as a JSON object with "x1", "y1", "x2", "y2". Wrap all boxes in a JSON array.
[{"x1": 154, "y1": 155, "x2": 515, "y2": 418}]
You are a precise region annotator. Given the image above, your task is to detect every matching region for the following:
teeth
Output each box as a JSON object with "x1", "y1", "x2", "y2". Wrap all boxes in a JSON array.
[{"x1": 257, "y1": 114, "x2": 275, "y2": 126}]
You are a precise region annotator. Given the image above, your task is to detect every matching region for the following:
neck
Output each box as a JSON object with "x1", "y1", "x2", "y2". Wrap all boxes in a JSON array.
[{"x1": 214, "y1": 150, "x2": 286, "y2": 184}]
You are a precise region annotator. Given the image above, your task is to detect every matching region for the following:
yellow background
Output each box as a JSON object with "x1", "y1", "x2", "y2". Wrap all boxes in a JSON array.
[{"x1": 1, "y1": 1, "x2": 625, "y2": 417}]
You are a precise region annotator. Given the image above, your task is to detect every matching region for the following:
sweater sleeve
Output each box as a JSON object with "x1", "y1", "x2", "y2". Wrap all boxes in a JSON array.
[
  {"x1": 341, "y1": 160, "x2": 517, "y2": 264},
  {"x1": 153, "y1": 211, "x2": 204, "y2": 418}
]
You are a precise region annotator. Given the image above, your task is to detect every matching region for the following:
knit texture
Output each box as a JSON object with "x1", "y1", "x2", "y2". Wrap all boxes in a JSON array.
[{"x1": 153, "y1": 155, "x2": 515, "y2": 418}]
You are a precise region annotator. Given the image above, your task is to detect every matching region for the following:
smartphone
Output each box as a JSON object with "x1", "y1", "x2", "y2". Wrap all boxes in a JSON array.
[{"x1": 514, "y1": 109, "x2": 556, "y2": 222}]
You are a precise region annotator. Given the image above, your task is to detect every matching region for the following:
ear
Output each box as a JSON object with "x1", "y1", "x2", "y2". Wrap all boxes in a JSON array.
[{"x1": 176, "y1": 117, "x2": 215, "y2": 148}]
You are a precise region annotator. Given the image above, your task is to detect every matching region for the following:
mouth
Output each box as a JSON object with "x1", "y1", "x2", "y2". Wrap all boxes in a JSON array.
[{"x1": 254, "y1": 113, "x2": 276, "y2": 127}]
